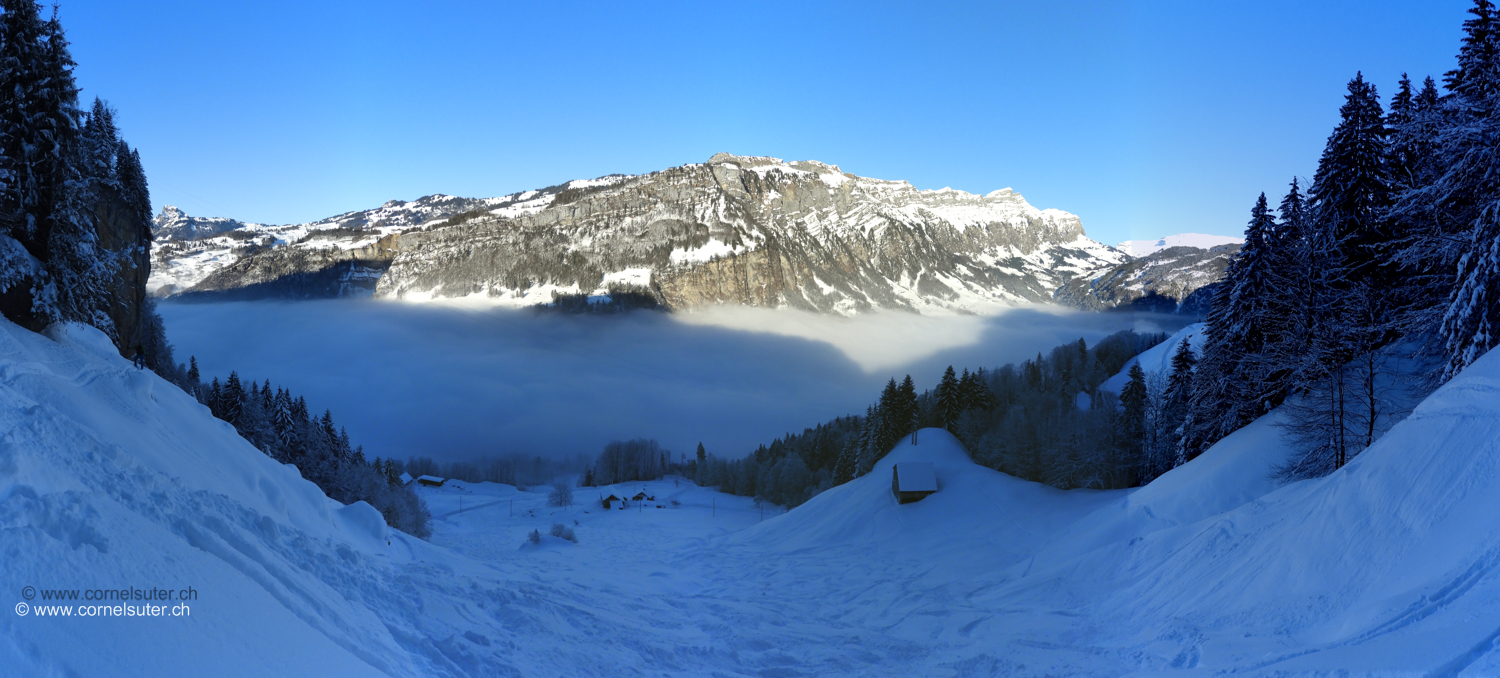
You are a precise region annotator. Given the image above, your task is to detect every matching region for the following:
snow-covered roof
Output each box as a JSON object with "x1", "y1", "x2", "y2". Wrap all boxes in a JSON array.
[
  {"x1": 893, "y1": 462, "x2": 937, "y2": 493},
  {"x1": 399, "y1": 472, "x2": 413, "y2": 484},
  {"x1": 416, "y1": 475, "x2": 445, "y2": 483}
]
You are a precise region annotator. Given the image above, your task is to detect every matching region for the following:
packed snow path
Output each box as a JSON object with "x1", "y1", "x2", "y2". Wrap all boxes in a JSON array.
[{"x1": 7, "y1": 318, "x2": 1500, "y2": 675}]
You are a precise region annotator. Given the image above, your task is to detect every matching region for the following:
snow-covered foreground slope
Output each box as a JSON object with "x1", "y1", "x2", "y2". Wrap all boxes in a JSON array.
[
  {"x1": 9, "y1": 312, "x2": 1500, "y2": 675},
  {"x1": 0, "y1": 319, "x2": 783, "y2": 676}
]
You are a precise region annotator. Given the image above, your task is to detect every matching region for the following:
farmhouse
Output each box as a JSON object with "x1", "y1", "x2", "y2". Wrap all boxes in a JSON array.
[
  {"x1": 601, "y1": 494, "x2": 622, "y2": 509},
  {"x1": 416, "y1": 475, "x2": 446, "y2": 487},
  {"x1": 891, "y1": 462, "x2": 937, "y2": 504}
]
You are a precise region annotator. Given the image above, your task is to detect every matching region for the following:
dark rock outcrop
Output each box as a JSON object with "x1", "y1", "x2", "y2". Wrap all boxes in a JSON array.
[{"x1": 92, "y1": 187, "x2": 152, "y2": 353}]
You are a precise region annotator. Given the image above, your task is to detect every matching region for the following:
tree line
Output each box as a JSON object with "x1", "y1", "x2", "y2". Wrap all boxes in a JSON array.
[{"x1": 405, "y1": 452, "x2": 593, "y2": 490}]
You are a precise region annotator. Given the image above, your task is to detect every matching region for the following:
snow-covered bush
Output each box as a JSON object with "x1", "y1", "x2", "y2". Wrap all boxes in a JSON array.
[
  {"x1": 548, "y1": 480, "x2": 573, "y2": 507},
  {"x1": 528, "y1": 529, "x2": 541, "y2": 545},
  {"x1": 550, "y1": 523, "x2": 577, "y2": 543}
]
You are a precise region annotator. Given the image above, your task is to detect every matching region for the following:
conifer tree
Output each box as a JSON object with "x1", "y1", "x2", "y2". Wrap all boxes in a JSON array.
[
  {"x1": 1444, "y1": 0, "x2": 1500, "y2": 102},
  {"x1": 185, "y1": 356, "x2": 200, "y2": 396},
  {"x1": 833, "y1": 438, "x2": 857, "y2": 485},
  {"x1": 113, "y1": 141, "x2": 151, "y2": 230},
  {"x1": 78, "y1": 98, "x2": 116, "y2": 182},
  {"x1": 856, "y1": 406, "x2": 879, "y2": 476},
  {"x1": 1119, "y1": 362, "x2": 1147, "y2": 475},
  {"x1": 207, "y1": 377, "x2": 223, "y2": 418},
  {"x1": 1188, "y1": 193, "x2": 1279, "y2": 452},
  {"x1": 1310, "y1": 73, "x2": 1393, "y2": 282},
  {"x1": 898, "y1": 375, "x2": 918, "y2": 422},
  {"x1": 222, "y1": 371, "x2": 245, "y2": 428},
  {"x1": 935, "y1": 365, "x2": 961, "y2": 429}
]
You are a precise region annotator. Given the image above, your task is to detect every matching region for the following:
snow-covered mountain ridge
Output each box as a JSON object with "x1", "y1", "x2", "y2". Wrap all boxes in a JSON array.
[
  {"x1": 1053, "y1": 242, "x2": 1241, "y2": 313},
  {"x1": 150, "y1": 159, "x2": 1248, "y2": 314},
  {"x1": 150, "y1": 154, "x2": 1135, "y2": 313}
]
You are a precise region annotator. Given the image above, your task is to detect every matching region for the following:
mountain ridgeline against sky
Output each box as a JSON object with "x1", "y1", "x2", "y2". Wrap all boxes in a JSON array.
[{"x1": 150, "y1": 154, "x2": 1233, "y2": 314}]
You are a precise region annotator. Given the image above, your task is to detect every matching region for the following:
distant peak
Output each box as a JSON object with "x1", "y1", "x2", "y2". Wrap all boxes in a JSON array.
[{"x1": 1116, "y1": 233, "x2": 1244, "y2": 258}]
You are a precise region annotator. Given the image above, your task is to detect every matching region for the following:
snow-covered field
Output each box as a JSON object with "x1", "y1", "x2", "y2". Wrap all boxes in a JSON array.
[{"x1": 8, "y1": 315, "x2": 1500, "y2": 675}]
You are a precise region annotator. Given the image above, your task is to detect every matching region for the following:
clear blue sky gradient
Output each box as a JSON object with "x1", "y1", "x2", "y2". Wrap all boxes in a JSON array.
[{"x1": 63, "y1": 1, "x2": 1467, "y2": 245}]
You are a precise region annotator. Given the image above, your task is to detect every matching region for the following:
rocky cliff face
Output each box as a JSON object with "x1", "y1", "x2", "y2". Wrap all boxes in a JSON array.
[
  {"x1": 91, "y1": 187, "x2": 152, "y2": 350},
  {"x1": 1051, "y1": 243, "x2": 1240, "y2": 312},
  {"x1": 375, "y1": 154, "x2": 1126, "y2": 314}
]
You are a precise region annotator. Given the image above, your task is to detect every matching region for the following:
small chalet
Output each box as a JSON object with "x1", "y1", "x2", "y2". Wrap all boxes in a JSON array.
[
  {"x1": 632, "y1": 491, "x2": 653, "y2": 502},
  {"x1": 398, "y1": 472, "x2": 414, "y2": 485},
  {"x1": 601, "y1": 494, "x2": 622, "y2": 509},
  {"x1": 891, "y1": 462, "x2": 937, "y2": 504},
  {"x1": 416, "y1": 475, "x2": 446, "y2": 487}
]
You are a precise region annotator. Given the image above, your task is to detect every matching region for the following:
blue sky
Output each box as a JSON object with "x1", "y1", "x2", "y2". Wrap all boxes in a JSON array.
[{"x1": 65, "y1": 1, "x2": 1466, "y2": 246}]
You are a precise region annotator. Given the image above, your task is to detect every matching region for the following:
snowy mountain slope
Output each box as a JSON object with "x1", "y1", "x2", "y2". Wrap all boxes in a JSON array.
[
  {"x1": 147, "y1": 190, "x2": 575, "y2": 296},
  {"x1": 1116, "y1": 233, "x2": 1243, "y2": 258},
  {"x1": 1098, "y1": 321, "x2": 1204, "y2": 394},
  {"x1": 1053, "y1": 244, "x2": 1240, "y2": 313},
  {"x1": 151, "y1": 155, "x2": 1131, "y2": 314}
]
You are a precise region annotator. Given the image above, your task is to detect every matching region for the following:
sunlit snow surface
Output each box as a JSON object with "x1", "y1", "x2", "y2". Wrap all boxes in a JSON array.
[{"x1": 8, "y1": 317, "x2": 1500, "y2": 675}]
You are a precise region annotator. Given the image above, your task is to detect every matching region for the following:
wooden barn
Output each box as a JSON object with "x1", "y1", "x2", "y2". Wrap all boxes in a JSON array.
[
  {"x1": 398, "y1": 472, "x2": 414, "y2": 485},
  {"x1": 601, "y1": 494, "x2": 622, "y2": 509},
  {"x1": 416, "y1": 475, "x2": 446, "y2": 487},
  {"x1": 891, "y1": 463, "x2": 937, "y2": 504}
]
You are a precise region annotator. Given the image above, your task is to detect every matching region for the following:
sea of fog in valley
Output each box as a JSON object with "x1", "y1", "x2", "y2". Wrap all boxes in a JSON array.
[{"x1": 158, "y1": 300, "x2": 1189, "y2": 463}]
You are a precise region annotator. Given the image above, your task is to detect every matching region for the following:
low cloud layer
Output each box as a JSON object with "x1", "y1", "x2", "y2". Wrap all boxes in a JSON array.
[{"x1": 159, "y1": 300, "x2": 1188, "y2": 464}]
